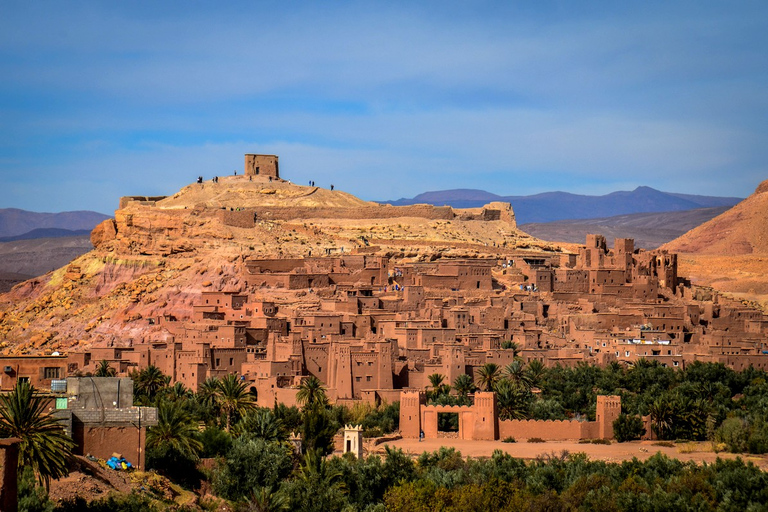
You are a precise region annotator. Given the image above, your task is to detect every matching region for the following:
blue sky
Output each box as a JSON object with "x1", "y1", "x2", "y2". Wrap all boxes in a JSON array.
[{"x1": 1, "y1": 1, "x2": 767, "y2": 214}]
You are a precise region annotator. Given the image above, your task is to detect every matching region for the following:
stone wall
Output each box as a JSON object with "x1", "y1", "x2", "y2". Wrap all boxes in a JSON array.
[
  {"x1": 217, "y1": 209, "x2": 258, "y2": 228},
  {"x1": 118, "y1": 196, "x2": 168, "y2": 209}
]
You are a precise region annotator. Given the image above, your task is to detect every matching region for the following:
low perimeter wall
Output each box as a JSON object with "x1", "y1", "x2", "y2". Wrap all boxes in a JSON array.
[{"x1": 499, "y1": 419, "x2": 598, "y2": 441}]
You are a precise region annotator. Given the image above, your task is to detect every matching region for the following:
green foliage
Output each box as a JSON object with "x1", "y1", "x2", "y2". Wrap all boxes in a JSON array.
[
  {"x1": 281, "y1": 448, "x2": 347, "y2": 512},
  {"x1": 477, "y1": 363, "x2": 501, "y2": 392},
  {"x1": 53, "y1": 493, "x2": 159, "y2": 512},
  {"x1": 233, "y1": 408, "x2": 286, "y2": 442},
  {"x1": 213, "y1": 437, "x2": 294, "y2": 501},
  {"x1": 0, "y1": 380, "x2": 74, "y2": 487},
  {"x1": 131, "y1": 364, "x2": 170, "y2": 404},
  {"x1": 613, "y1": 414, "x2": 646, "y2": 442},
  {"x1": 94, "y1": 360, "x2": 116, "y2": 377},
  {"x1": 274, "y1": 403, "x2": 303, "y2": 433},
  {"x1": 301, "y1": 403, "x2": 339, "y2": 456},
  {"x1": 296, "y1": 376, "x2": 328, "y2": 409},
  {"x1": 216, "y1": 374, "x2": 256, "y2": 432},
  {"x1": 197, "y1": 425, "x2": 232, "y2": 458},
  {"x1": 18, "y1": 466, "x2": 53, "y2": 512},
  {"x1": 146, "y1": 400, "x2": 203, "y2": 488}
]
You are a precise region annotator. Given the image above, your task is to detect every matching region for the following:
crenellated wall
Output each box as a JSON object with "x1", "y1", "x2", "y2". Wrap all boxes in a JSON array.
[{"x1": 400, "y1": 391, "x2": 620, "y2": 441}]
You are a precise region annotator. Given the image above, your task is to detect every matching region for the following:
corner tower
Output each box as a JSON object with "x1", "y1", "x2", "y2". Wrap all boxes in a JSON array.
[{"x1": 245, "y1": 154, "x2": 279, "y2": 179}]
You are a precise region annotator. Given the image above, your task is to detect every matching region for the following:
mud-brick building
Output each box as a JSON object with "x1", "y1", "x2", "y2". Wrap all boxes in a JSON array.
[
  {"x1": 53, "y1": 377, "x2": 157, "y2": 469},
  {"x1": 0, "y1": 354, "x2": 69, "y2": 392},
  {"x1": 244, "y1": 153, "x2": 279, "y2": 178}
]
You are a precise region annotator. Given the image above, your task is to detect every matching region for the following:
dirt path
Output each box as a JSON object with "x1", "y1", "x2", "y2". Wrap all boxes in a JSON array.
[{"x1": 375, "y1": 438, "x2": 768, "y2": 469}]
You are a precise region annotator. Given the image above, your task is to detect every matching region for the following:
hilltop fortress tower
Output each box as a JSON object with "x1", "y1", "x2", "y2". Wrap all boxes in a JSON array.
[{"x1": 245, "y1": 154, "x2": 279, "y2": 179}]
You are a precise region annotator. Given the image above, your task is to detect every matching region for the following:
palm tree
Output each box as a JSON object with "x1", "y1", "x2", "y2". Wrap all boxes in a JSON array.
[
  {"x1": 501, "y1": 341, "x2": 521, "y2": 357},
  {"x1": 146, "y1": 400, "x2": 203, "y2": 459},
  {"x1": 427, "y1": 373, "x2": 446, "y2": 400},
  {"x1": 217, "y1": 374, "x2": 256, "y2": 432},
  {"x1": 648, "y1": 396, "x2": 675, "y2": 440},
  {"x1": 245, "y1": 485, "x2": 289, "y2": 512},
  {"x1": 504, "y1": 360, "x2": 533, "y2": 391},
  {"x1": 477, "y1": 363, "x2": 501, "y2": 392},
  {"x1": 234, "y1": 409, "x2": 286, "y2": 441},
  {"x1": 198, "y1": 377, "x2": 221, "y2": 407},
  {"x1": 133, "y1": 365, "x2": 170, "y2": 403},
  {"x1": 0, "y1": 380, "x2": 75, "y2": 487},
  {"x1": 166, "y1": 382, "x2": 192, "y2": 402},
  {"x1": 453, "y1": 374, "x2": 476, "y2": 403},
  {"x1": 495, "y1": 380, "x2": 530, "y2": 420},
  {"x1": 95, "y1": 360, "x2": 116, "y2": 377},
  {"x1": 525, "y1": 359, "x2": 546, "y2": 387},
  {"x1": 296, "y1": 376, "x2": 328, "y2": 409}
]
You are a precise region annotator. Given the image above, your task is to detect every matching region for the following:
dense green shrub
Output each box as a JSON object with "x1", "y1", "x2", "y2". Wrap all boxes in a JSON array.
[
  {"x1": 212, "y1": 437, "x2": 294, "y2": 501},
  {"x1": 613, "y1": 413, "x2": 646, "y2": 442}
]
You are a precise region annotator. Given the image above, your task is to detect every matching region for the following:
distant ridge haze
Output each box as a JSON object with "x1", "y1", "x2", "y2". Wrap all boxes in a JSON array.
[
  {"x1": 0, "y1": 208, "x2": 109, "y2": 239},
  {"x1": 383, "y1": 186, "x2": 743, "y2": 224}
]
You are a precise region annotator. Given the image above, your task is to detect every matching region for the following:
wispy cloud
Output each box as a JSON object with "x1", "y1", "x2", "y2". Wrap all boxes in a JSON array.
[{"x1": 0, "y1": 1, "x2": 766, "y2": 212}]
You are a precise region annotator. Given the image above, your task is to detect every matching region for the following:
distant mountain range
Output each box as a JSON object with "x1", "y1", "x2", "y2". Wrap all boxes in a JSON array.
[
  {"x1": 520, "y1": 206, "x2": 731, "y2": 250},
  {"x1": 0, "y1": 208, "x2": 109, "y2": 239},
  {"x1": 381, "y1": 186, "x2": 743, "y2": 224}
]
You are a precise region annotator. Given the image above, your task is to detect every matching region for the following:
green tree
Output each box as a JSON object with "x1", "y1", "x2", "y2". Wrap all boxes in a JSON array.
[
  {"x1": 503, "y1": 360, "x2": 532, "y2": 391},
  {"x1": 296, "y1": 376, "x2": 328, "y2": 409},
  {"x1": 453, "y1": 374, "x2": 476, "y2": 404},
  {"x1": 495, "y1": 380, "x2": 530, "y2": 420},
  {"x1": 146, "y1": 400, "x2": 203, "y2": 488},
  {"x1": 282, "y1": 448, "x2": 347, "y2": 512},
  {"x1": 0, "y1": 380, "x2": 74, "y2": 487},
  {"x1": 217, "y1": 374, "x2": 256, "y2": 432},
  {"x1": 234, "y1": 408, "x2": 286, "y2": 442},
  {"x1": 613, "y1": 413, "x2": 646, "y2": 442},
  {"x1": 132, "y1": 365, "x2": 170, "y2": 403},
  {"x1": 94, "y1": 360, "x2": 116, "y2": 377},
  {"x1": 477, "y1": 363, "x2": 501, "y2": 392},
  {"x1": 649, "y1": 396, "x2": 675, "y2": 440},
  {"x1": 525, "y1": 359, "x2": 546, "y2": 387},
  {"x1": 213, "y1": 437, "x2": 293, "y2": 501},
  {"x1": 427, "y1": 373, "x2": 446, "y2": 400},
  {"x1": 146, "y1": 400, "x2": 202, "y2": 457}
]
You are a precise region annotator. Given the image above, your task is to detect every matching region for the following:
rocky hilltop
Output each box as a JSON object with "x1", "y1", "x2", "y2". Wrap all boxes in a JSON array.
[
  {"x1": 661, "y1": 179, "x2": 768, "y2": 310},
  {"x1": 0, "y1": 173, "x2": 555, "y2": 354},
  {"x1": 662, "y1": 180, "x2": 768, "y2": 255}
]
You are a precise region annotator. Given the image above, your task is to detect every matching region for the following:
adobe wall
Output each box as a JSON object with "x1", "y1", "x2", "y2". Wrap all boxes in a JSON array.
[
  {"x1": 0, "y1": 438, "x2": 19, "y2": 512},
  {"x1": 499, "y1": 419, "x2": 587, "y2": 440},
  {"x1": 216, "y1": 209, "x2": 257, "y2": 228},
  {"x1": 74, "y1": 425, "x2": 148, "y2": 469}
]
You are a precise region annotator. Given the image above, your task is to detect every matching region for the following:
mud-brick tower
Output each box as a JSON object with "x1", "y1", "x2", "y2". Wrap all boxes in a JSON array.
[
  {"x1": 473, "y1": 391, "x2": 498, "y2": 440},
  {"x1": 343, "y1": 425, "x2": 364, "y2": 459},
  {"x1": 596, "y1": 395, "x2": 622, "y2": 439},
  {"x1": 244, "y1": 154, "x2": 279, "y2": 179},
  {"x1": 399, "y1": 391, "x2": 426, "y2": 438}
]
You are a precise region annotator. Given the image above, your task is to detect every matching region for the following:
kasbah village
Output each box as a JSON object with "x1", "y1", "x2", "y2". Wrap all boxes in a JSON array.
[{"x1": 3, "y1": 152, "x2": 768, "y2": 484}]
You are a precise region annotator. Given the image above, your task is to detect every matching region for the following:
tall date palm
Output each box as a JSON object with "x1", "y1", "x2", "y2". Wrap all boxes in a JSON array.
[{"x1": 0, "y1": 380, "x2": 75, "y2": 487}]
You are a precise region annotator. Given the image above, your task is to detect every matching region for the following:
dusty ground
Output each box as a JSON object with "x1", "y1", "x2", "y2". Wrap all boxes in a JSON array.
[
  {"x1": 376, "y1": 438, "x2": 768, "y2": 469},
  {"x1": 48, "y1": 456, "x2": 134, "y2": 503}
]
